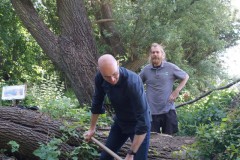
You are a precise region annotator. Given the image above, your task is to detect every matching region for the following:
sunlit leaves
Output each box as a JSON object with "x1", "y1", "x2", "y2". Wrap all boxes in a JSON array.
[{"x1": 0, "y1": 1, "x2": 54, "y2": 83}]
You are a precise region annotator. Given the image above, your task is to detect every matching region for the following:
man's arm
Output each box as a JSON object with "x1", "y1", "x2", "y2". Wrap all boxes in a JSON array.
[
  {"x1": 85, "y1": 73, "x2": 105, "y2": 141},
  {"x1": 130, "y1": 134, "x2": 146, "y2": 152},
  {"x1": 125, "y1": 133, "x2": 146, "y2": 159},
  {"x1": 124, "y1": 75, "x2": 150, "y2": 159},
  {"x1": 84, "y1": 114, "x2": 100, "y2": 142},
  {"x1": 169, "y1": 74, "x2": 189, "y2": 101}
]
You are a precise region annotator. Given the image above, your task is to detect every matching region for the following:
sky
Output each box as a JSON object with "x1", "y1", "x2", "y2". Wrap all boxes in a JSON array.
[
  {"x1": 220, "y1": 0, "x2": 240, "y2": 78},
  {"x1": 232, "y1": 0, "x2": 240, "y2": 10}
]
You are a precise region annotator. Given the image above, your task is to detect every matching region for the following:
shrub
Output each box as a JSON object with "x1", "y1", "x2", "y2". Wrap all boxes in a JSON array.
[
  {"x1": 177, "y1": 89, "x2": 237, "y2": 136},
  {"x1": 184, "y1": 101, "x2": 240, "y2": 159}
]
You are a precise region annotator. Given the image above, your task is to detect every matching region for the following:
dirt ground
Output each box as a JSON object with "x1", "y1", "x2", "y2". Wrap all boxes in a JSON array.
[
  {"x1": 148, "y1": 133, "x2": 195, "y2": 160},
  {"x1": 97, "y1": 131, "x2": 196, "y2": 160}
]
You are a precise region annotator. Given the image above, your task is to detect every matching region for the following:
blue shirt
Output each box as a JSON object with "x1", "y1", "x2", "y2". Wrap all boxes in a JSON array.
[{"x1": 91, "y1": 67, "x2": 151, "y2": 135}]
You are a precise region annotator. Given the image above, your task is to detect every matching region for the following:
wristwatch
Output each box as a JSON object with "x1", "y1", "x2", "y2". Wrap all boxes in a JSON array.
[{"x1": 127, "y1": 149, "x2": 136, "y2": 156}]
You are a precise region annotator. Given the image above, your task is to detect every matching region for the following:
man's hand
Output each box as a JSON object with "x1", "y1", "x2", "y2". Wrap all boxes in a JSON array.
[
  {"x1": 169, "y1": 90, "x2": 179, "y2": 102},
  {"x1": 169, "y1": 74, "x2": 189, "y2": 102},
  {"x1": 83, "y1": 129, "x2": 95, "y2": 142}
]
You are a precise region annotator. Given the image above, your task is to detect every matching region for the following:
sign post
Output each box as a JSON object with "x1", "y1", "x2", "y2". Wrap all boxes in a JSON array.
[{"x1": 1, "y1": 85, "x2": 26, "y2": 106}]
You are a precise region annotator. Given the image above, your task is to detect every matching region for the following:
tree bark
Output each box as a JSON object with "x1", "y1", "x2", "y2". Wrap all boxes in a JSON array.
[
  {"x1": 10, "y1": 0, "x2": 99, "y2": 105},
  {"x1": 0, "y1": 107, "x2": 81, "y2": 159}
]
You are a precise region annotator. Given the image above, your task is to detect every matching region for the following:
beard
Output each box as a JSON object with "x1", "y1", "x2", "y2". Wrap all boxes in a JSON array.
[{"x1": 151, "y1": 56, "x2": 162, "y2": 66}]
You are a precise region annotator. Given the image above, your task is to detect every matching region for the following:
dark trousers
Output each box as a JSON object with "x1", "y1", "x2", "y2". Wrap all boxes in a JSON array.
[
  {"x1": 151, "y1": 110, "x2": 178, "y2": 135},
  {"x1": 100, "y1": 122, "x2": 150, "y2": 160}
]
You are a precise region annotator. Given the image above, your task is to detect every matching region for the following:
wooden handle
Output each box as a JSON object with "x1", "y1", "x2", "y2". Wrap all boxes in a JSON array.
[{"x1": 91, "y1": 137, "x2": 123, "y2": 160}]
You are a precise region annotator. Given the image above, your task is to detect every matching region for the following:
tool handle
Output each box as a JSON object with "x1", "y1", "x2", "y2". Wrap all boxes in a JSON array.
[{"x1": 91, "y1": 137, "x2": 123, "y2": 160}]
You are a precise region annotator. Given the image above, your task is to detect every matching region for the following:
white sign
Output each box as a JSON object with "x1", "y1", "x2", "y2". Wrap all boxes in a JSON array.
[{"x1": 1, "y1": 85, "x2": 26, "y2": 100}]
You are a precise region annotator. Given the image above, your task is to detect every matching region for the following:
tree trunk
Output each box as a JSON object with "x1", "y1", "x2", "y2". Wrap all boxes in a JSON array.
[
  {"x1": 10, "y1": 0, "x2": 99, "y2": 105},
  {"x1": 0, "y1": 106, "x2": 195, "y2": 160},
  {"x1": 0, "y1": 107, "x2": 82, "y2": 159}
]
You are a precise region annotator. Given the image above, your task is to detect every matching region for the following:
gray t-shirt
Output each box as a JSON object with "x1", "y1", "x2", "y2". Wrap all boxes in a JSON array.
[{"x1": 139, "y1": 61, "x2": 187, "y2": 115}]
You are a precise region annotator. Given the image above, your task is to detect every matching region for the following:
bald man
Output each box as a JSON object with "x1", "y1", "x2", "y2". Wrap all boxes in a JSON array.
[{"x1": 84, "y1": 54, "x2": 151, "y2": 160}]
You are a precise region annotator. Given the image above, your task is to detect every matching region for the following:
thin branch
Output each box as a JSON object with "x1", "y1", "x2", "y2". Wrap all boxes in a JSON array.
[
  {"x1": 95, "y1": 19, "x2": 115, "y2": 23},
  {"x1": 176, "y1": 79, "x2": 240, "y2": 108}
]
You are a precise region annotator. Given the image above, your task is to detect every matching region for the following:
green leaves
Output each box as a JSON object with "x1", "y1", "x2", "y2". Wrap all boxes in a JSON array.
[
  {"x1": 33, "y1": 138, "x2": 62, "y2": 160},
  {"x1": 7, "y1": 141, "x2": 19, "y2": 153},
  {"x1": 178, "y1": 90, "x2": 240, "y2": 159},
  {"x1": 0, "y1": 1, "x2": 55, "y2": 83}
]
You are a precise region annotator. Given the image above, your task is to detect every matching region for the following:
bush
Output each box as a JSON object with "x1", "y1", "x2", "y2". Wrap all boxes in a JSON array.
[
  {"x1": 177, "y1": 89, "x2": 237, "y2": 136},
  {"x1": 184, "y1": 98, "x2": 240, "y2": 159}
]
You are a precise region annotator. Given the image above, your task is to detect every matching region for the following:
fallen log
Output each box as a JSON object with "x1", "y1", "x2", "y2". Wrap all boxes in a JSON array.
[
  {"x1": 0, "y1": 106, "x2": 81, "y2": 159},
  {"x1": 0, "y1": 106, "x2": 195, "y2": 160}
]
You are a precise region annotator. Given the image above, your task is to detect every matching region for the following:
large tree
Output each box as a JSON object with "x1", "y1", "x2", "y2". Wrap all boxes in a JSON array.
[{"x1": 10, "y1": 0, "x2": 99, "y2": 105}]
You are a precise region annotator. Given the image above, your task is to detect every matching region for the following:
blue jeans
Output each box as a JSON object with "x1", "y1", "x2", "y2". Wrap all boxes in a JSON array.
[{"x1": 100, "y1": 122, "x2": 150, "y2": 160}]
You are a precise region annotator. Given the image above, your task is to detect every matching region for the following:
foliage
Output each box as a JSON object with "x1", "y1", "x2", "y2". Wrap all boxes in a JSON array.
[
  {"x1": 177, "y1": 89, "x2": 238, "y2": 135},
  {"x1": 24, "y1": 73, "x2": 79, "y2": 118},
  {"x1": 0, "y1": 0, "x2": 54, "y2": 84},
  {"x1": 24, "y1": 73, "x2": 65, "y2": 108},
  {"x1": 33, "y1": 125, "x2": 99, "y2": 160},
  {"x1": 34, "y1": 0, "x2": 60, "y2": 35},
  {"x1": 68, "y1": 142, "x2": 99, "y2": 160},
  {"x1": 184, "y1": 108, "x2": 240, "y2": 160},
  {"x1": 24, "y1": 73, "x2": 112, "y2": 126},
  {"x1": 172, "y1": 90, "x2": 240, "y2": 159},
  {"x1": 0, "y1": 149, "x2": 7, "y2": 154},
  {"x1": 0, "y1": 81, "x2": 11, "y2": 106},
  {"x1": 33, "y1": 138, "x2": 62, "y2": 160},
  {"x1": 7, "y1": 141, "x2": 19, "y2": 153}
]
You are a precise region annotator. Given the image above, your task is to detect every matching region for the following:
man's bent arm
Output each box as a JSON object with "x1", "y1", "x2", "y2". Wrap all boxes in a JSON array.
[
  {"x1": 170, "y1": 74, "x2": 189, "y2": 101},
  {"x1": 90, "y1": 114, "x2": 100, "y2": 130},
  {"x1": 175, "y1": 74, "x2": 189, "y2": 92},
  {"x1": 84, "y1": 114, "x2": 100, "y2": 141},
  {"x1": 130, "y1": 133, "x2": 146, "y2": 153}
]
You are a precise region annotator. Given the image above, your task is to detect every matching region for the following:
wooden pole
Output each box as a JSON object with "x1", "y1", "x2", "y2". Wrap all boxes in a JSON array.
[{"x1": 91, "y1": 137, "x2": 123, "y2": 160}]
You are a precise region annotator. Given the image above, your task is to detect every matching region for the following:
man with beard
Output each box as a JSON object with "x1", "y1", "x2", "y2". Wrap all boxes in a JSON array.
[{"x1": 139, "y1": 43, "x2": 189, "y2": 135}]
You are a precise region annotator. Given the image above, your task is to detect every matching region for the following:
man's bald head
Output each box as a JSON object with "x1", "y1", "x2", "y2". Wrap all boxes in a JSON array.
[
  {"x1": 98, "y1": 54, "x2": 119, "y2": 85},
  {"x1": 98, "y1": 54, "x2": 117, "y2": 68}
]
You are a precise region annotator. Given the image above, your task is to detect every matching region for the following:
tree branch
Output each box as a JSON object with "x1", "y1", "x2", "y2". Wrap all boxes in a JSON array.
[
  {"x1": 95, "y1": 19, "x2": 115, "y2": 23},
  {"x1": 11, "y1": 0, "x2": 58, "y2": 62},
  {"x1": 176, "y1": 79, "x2": 240, "y2": 108}
]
